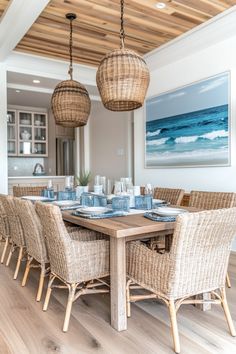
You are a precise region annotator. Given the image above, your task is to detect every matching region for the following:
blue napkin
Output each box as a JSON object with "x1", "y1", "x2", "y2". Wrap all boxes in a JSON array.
[
  {"x1": 72, "y1": 210, "x2": 128, "y2": 219},
  {"x1": 144, "y1": 212, "x2": 176, "y2": 222}
]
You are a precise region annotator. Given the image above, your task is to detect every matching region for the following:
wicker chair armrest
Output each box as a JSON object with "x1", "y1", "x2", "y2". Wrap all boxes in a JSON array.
[
  {"x1": 127, "y1": 241, "x2": 170, "y2": 291},
  {"x1": 71, "y1": 239, "x2": 110, "y2": 280}
]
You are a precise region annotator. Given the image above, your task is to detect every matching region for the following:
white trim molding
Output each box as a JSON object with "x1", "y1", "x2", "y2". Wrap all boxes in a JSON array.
[
  {"x1": 0, "y1": 0, "x2": 50, "y2": 61},
  {"x1": 6, "y1": 51, "x2": 97, "y2": 86}
]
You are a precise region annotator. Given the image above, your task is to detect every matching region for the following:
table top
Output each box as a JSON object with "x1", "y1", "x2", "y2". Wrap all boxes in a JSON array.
[{"x1": 62, "y1": 206, "x2": 198, "y2": 239}]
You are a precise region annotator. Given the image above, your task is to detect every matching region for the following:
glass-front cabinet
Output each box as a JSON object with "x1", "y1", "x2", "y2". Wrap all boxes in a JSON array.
[
  {"x1": 7, "y1": 109, "x2": 48, "y2": 157},
  {"x1": 7, "y1": 110, "x2": 17, "y2": 156}
]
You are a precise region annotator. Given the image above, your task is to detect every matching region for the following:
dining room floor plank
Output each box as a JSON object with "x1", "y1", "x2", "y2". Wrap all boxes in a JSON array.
[{"x1": 0, "y1": 245, "x2": 235, "y2": 354}]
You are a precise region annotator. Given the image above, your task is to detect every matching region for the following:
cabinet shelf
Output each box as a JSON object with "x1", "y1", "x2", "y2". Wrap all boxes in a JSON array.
[{"x1": 7, "y1": 109, "x2": 48, "y2": 157}]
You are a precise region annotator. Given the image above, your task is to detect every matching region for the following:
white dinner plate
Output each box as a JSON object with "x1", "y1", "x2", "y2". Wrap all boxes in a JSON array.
[
  {"x1": 21, "y1": 196, "x2": 53, "y2": 202},
  {"x1": 153, "y1": 199, "x2": 166, "y2": 204},
  {"x1": 53, "y1": 200, "x2": 79, "y2": 207},
  {"x1": 77, "y1": 207, "x2": 110, "y2": 215},
  {"x1": 152, "y1": 207, "x2": 188, "y2": 217}
]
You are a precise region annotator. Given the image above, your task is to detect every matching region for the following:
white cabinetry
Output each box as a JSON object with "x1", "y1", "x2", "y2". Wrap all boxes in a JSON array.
[{"x1": 7, "y1": 109, "x2": 48, "y2": 157}]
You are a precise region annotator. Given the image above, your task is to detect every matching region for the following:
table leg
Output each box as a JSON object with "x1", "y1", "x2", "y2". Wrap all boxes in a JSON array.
[
  {"x1": 110, "y1": 237, "x2": 127, "y2": 331},
  {"x1": 195, "y1": 293, "x2": 211, "y2": 311}
]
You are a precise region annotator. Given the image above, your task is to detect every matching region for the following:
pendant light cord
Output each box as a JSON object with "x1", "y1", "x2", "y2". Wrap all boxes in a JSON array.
[
  {"x1": 120, "y1": 0, "x2": 125, "y2": 49},
  {"x1": 68, "y1": 17, "x2": 73, "y2": 80}
]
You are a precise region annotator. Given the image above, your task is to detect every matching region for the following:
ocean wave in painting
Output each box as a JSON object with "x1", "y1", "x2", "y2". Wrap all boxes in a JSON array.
[{"x1": 146, "y1": 104, "x2": 229, "y2": 166}]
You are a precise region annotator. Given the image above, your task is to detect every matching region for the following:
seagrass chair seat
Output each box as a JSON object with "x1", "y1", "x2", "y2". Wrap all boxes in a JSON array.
[
  {"x1": 127, "y1": 208, "x2": 236, "y2": 353},
  {"x1": 13, "y1": 185, "x2": 47, "y2": 197},
  {"x1": 35, "y1": 202, "x2": 110, "y2": 332}
]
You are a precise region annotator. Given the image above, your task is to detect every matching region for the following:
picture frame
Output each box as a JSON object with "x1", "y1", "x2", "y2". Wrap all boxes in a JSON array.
[{"x1": 145, "y1": 72, "x2": 231, "y2": 168}]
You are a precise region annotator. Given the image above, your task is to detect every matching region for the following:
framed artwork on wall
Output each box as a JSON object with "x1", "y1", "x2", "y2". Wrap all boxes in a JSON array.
[{"x1": 145, "y1": 72, "x2": 230, "y2": 168}]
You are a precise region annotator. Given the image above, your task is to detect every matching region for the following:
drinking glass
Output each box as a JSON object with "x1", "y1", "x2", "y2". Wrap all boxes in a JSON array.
[
  {"x1": 41, "y1": 188, "x2": 54, "y2": 199},
  {"x1": 106, "y1": 179, "x2": 114, "y2": 195},
  {"x1": 58, "y1": 190, "x2": 76, "y2": 201},
  {"x1": 100, "y1": 176, "x2": 106, "y2": 194},
  {"x1": 135, "y1": 195, "x2": 152, "y2": 210},
  {"x1": 144, "y1": 183, "x2": 153, "y2": 196},
  {"x1": 94, "y1": 175, "x2": 100, "y2": 185},
  {"x1": 114, "y1": 181, "x2": 122, "y2": 195},
  {"x1": 112, "y1": 196, "x2": 130, "y2": 211},
  {"x1": 94, "y1": 195, "x2": 107, "y2": 207},
  {"x1": 81, "y1": 193, "x2": 94, "y2": 207}
]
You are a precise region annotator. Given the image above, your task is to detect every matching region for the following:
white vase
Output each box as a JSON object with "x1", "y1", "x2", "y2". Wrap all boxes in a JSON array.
[{"x1": 76, "y1": 185, "x2": 88, "y2": 200}]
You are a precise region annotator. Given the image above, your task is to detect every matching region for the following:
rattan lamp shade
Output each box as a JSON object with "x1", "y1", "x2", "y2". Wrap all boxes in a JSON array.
[
  {"x1": 96, "y1": 48, "x2": 150, "y2": 111},
  {"x1": 51, "y1": 13, "x2": 91, "y2": 128},
  {"x1": 51, "y1": 79, "x2": 91, "y2": 127}
]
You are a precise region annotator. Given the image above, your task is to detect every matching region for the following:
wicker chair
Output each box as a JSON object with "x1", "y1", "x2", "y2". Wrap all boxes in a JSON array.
[
  {"x1": 127, "y1": 208, "x2": 236, "y2": 353},
  {"x1": 1, "y1": 195, "x2": 26, "y2": 279},
  {"x1": 189, "y1": 190, "x2": 236, "y2": 209},
  {"x1": 35, "y1": 202, "x2": 110, "y2": 332},
  {"x1": 0, "y1": 195, "x2": 10, "y2": 264},
  {"x1": 13, "y1": 198, "x2": 50, "y2": 301},
  {"x1": 153, "y1": 187, "x2": 184, "y2": 206},
  {"x1": 13, "y1": 186, "x2": 47, "y2": 197},
  {"x1": 189, "y1": 190, "x2": 236, "y2": 288}
]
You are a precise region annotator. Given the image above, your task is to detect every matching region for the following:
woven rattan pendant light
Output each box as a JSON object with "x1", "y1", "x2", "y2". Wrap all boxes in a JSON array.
[
  {"x1": 51, "y1": 13, "x2": 91, "y2": 127},
  {"x1": 96, "y1": 0, "x2": 150, "y2": 112}
]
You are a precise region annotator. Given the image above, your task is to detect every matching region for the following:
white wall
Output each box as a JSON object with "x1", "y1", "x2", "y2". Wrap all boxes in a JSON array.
[
  {"x1": 0, "y1": 64, "x2": 8, "y2": 194},
  {"x1": 134, "y1": 20, "x2": 236, "y2": 193},
  {"x1": 89, "y1": 101, "x2": 132, "y2": 181},
  {"x1": 133, "y1": 10, "x2": 236, "y2": 250}
]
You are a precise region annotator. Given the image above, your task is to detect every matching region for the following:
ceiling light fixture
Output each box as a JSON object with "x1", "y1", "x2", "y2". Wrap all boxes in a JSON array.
[
  {"x1": 96, "y1": 0, "x2": 150, "y2": 112},
  {"x1": 33, "y1": 79, "x2": 40, "y2": 83},
  {"x1": 155, "y1": 2, "x2": 166, "y2": 9},
  {"x1": 15, "y1": 90, "x2": 21, "y2": 93},
  {"x1": 51, "y1": 13, "x2": 91, "y2": 127}
]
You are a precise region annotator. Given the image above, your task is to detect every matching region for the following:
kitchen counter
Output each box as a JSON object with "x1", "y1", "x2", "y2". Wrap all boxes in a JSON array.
[
  {"x1": 8, "y1": 176, "x2": 66, "y2": 179},
  {"x1": 8, "y1": 176, "x2": 66, "y2": 194}
]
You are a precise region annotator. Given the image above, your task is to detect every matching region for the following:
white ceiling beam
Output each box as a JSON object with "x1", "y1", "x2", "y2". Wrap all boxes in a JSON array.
[
  {"x1": 0, "y1": 0, "x2": 50, "y2": 61},
  {"x1": 7, "y1": 83, "x2": 53, "y2": 94},
  {"x1": 6, "y1": 51, "x2": 97, "y2": 86},
  {"x1": 7, "y1": 83, "x2": 101, "y2": 101}
]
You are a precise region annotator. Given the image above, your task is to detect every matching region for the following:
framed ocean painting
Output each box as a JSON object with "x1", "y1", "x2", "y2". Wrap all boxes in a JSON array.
[{"x1": 145, "y1": 72, "x2": 230, "y2": 168}]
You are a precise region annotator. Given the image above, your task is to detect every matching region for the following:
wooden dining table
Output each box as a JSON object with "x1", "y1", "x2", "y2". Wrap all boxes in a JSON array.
[{"x1": 62, "y1": 207, "x2": 198, "y2": 332}]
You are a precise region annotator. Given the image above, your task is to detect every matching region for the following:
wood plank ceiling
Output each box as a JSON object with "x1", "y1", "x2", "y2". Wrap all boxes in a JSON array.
[{"x1": 6, "y1": 0, "x2": 236, "y2": 66}]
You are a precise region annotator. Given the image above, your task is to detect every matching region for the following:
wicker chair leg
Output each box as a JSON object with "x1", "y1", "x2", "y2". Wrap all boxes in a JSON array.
[
  {"x1": 1, "y1": 238, "x2": 9, "y2": 264},
  {"x1": 6, "y1": 244, "x2": 14, "y2": 267},
  {"x1": 36, "y1": 267, "x2": 45, "y2": 302},
  {"x1": 226, "y1": 273, "x2": 231, "y2": 288},
  {"x1": 13, "y1": 246, "x2": 24, "y2": 280},
  {"x1": 43, "y1": 274, "x2": 56, "y2": 311},
  {"x1": 22, "y1": 257, "x2": 33, "y2": 286},
  {"x1": 63, "y1": 283, "x2": 76, "y2": 332},
  {"x1": 168, "y1": 300, "x2": 180, "y2": 354},
  {"x1": 220, "y1": 287, "x2": 236, "y2": 336}
]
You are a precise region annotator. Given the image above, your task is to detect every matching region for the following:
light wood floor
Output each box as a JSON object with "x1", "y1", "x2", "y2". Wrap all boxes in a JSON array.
[{"x1": 0, "y1": 246, "x2": 235, "y2": 354}]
